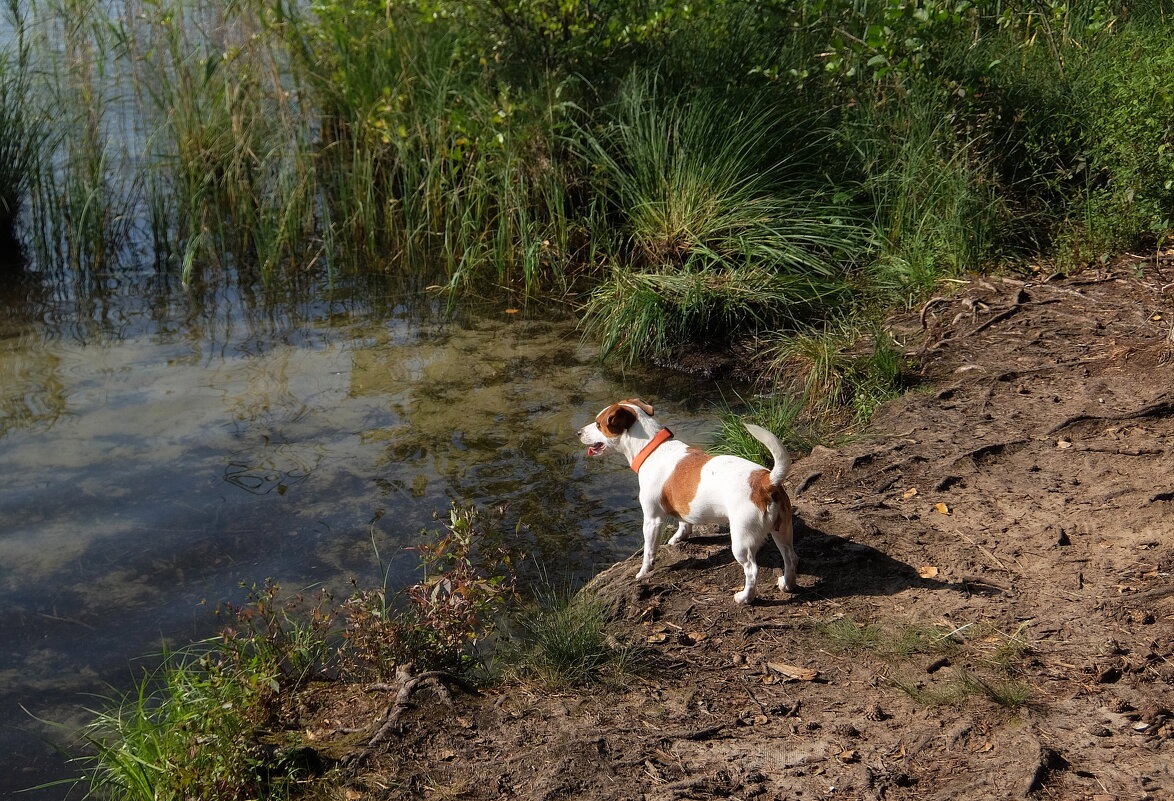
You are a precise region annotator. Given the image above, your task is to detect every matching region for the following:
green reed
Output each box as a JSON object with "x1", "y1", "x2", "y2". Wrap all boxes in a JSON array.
[
  {"x1": 298, "y1": 3, "x2": 582, "y2": 291},
  {"x1": 0, "y1": 0, "x2": 40, "y2": 245}
]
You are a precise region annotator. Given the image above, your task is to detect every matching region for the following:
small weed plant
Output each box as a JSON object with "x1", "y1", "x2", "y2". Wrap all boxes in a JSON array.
[{"x1": 342, "y1": 505, "x2": 521, "y2": 679}]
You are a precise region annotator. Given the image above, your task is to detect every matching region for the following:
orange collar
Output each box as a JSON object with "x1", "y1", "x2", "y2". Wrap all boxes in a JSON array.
[{"x1": 630, "y1": 428, "x2": 673, "y2": 473}]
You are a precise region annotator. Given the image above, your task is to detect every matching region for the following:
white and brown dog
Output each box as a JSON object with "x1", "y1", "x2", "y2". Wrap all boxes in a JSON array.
[{"x1": 579, "y1": 398, "x2": 797, "y2": 604}]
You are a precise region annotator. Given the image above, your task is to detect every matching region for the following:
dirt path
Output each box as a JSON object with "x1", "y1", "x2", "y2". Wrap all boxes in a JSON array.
[{"x1": 298, "y1": 264, "x2": 1174, "y2": 800}]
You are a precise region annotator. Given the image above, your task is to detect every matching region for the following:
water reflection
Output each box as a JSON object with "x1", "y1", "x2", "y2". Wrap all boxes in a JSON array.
[{"x1": 0, "y1": 267, "x2": 732, "y2": 797}]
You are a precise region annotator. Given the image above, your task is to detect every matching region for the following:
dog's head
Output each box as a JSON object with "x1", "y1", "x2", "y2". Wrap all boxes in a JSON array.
[{"x1": 578, "y1": 398, "x2": 655, "y2": 457}]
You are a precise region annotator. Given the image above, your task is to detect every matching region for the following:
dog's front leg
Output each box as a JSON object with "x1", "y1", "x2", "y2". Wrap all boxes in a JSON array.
[{"x1": 635, "y1": 515, "x2": 665, "y2": 579}]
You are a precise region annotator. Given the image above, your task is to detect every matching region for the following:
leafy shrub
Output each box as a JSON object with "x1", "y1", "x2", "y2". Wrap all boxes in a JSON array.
[{"x1": 342, "y1": 505, "x2": 520, "y2": 678}]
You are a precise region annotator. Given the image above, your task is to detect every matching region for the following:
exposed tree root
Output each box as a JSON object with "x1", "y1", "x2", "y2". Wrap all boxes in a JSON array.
[
  {"x1": 1047, "y1": 398, "x2": 1174, "y2": 435},
  {"x1": 344, "y1": 666, "x2": 480, "y2": 765}
]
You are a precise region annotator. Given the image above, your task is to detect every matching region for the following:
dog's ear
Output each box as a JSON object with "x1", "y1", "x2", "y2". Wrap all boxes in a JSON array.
[
  {"x1": 623, "y1": 398, "x2": 655, "y2": 416},
  {"x1": 601, "y1": 405, "x2": 638, "y2": 436}
]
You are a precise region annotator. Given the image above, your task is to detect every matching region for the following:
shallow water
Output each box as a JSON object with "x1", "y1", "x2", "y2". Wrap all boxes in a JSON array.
[{"x1": 0, "y1": 267, "x2": 733, "y2": 795}]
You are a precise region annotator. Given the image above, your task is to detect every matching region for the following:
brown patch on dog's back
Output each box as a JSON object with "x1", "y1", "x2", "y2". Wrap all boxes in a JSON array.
[
  {"x1": 750, "y1": 468, "x2": 788, "y2": 514},
  {"x1": 660, "y1": 448, "x2": 711, "y2": 518},
  {"x1": 596, "y1": 403, "x2": 637, "y2": 437}
]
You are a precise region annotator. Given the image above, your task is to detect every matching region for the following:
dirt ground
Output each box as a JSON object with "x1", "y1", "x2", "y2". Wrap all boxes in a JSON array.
[{"x1": 291, "y1": 262, "x2": 1174, "y2": 800}]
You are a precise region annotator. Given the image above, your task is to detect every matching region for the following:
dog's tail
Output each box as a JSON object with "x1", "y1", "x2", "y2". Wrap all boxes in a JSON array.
[{"x1": 743, "y1": 423, "x2": 790, "y2": 486}]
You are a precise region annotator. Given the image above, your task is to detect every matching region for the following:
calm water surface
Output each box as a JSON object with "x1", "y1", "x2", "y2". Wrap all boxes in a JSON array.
[{"x1": 0, "y1": 268, "x2": 731, "y2": 796}]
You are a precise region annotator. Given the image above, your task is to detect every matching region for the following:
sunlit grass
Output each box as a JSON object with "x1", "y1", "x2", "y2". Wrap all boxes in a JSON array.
[
  {"x1": 814, "y1": 615, "x2": 1034, "y2": 710},
  {"x1": 579, "y1": 73, "x2": 871, "y2": 363},
  {"x1": 504, "y1": 588, "x2": 644, "y2": 690}
]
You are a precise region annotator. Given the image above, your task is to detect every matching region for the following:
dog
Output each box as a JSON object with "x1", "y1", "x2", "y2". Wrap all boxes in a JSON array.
[{"x1": 578, "y1": 398, "x2": 796, "y2": 604}]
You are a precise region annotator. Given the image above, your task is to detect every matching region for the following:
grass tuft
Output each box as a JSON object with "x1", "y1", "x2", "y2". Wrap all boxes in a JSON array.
[
  {"x1": 73, "y1": 647, "x2": 312, "y2": 801},
  {"x1": 506, "y1": 588, "x2": 643, "y2": 690}
]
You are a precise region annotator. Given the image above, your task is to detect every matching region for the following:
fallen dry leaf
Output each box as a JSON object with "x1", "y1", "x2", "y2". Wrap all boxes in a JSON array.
[
  {"x1": 766, "y1": 662, "x2": 820, "y2": 681},
  {"x1": 933, "y1": 502, "x2": 951, "y2": 515},
  {"x1": 902, "y1": 487, "x2": 919, "y2": 499},
  {"x1": 1056, "y1": 438, "x2": 1073, "y2": 449},
  {"x1": 647, "y1": 633, "x2": 669, "y2": 644},
  {"x1": 918, "y1": 565, "x2": 940, "y2": 578}
]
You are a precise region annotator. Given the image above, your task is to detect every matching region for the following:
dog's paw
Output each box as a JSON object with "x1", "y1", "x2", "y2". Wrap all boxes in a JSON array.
[
  {"x1": 734, "y1": 589, "x2": 754, "y2": 605},
  {"x1": 666, "y1": 534, "x2": 683, "y2": 546},
  {"x1": 778, "y1": 576, "x2": 797, "y2": 593},
  {"x1": 635, "y1": 568, "x2": 650, "y2": 580}
]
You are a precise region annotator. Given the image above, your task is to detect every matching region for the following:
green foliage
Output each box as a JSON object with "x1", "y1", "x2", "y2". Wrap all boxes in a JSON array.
[
  {"x1": 506, "y1": 589, "x2": 642, "y2": 689},
  {"x1": 849, "y1": 91, "x2": 1007, "y2": 297},
  {"x1": 217, "y1": 581, "x2": 340, "y2": 689},
  {"x1": 767, "y1": 325, "x2": 907, "y2": 419},
  {"x1": 7, "y1": 0, "x2": 1174, "y2": 349},
  {"x1": 580, "y1": 73, "x2": 869, "y2": 363},
  {"x1": 75, "y1": 649, "x2": 310, "y2": 801},
  {"x1": 713, "y1": 395, "x2": 814, "y2": 462},
  {"x1": 1072, "y1": 27, "x2": 1174, "y2": 247},
  {"x1": 342, "y1": 505, "x2": 520, "y2": 679}
]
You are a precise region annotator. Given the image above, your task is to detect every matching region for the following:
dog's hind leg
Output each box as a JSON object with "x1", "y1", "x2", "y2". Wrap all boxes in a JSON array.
[
  {"x1": 771, "y1": 509, "x2": 798, "y2": 593},
  {"x1": 666, "y1": 521, "x2": 693, "y2": 546},
  {"x1": 731, "y1": 530, "x2": 760, "y2": 605}
]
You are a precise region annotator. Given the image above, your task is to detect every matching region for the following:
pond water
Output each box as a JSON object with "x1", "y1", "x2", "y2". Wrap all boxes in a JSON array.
[{"x1": 0, "y1": 266, "x2": 733, "y2": 796}]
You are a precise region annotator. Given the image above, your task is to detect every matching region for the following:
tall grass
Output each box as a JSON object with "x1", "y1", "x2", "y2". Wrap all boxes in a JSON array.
[
  {"x1": 111, "y1": 0, "x2": 333, "y2": 281},
  {"x1": 3, "y1": 0, "x2": 1172, "y2": 373},
  {"x1": 580, "y1": 73, "x2": 871, "y2": 363},
  {"x1": 9, "y1": 1, "x2": 1172, "y2": 292},
  {"x1": 75, "y1": 649, "x2": 306, "y2": 801},
  {"x1": 712, "y1": 324, "x2": 906, "y2": 457},
  {"x1": 506, "y1": 588, "x2": 643, "y2": 689},
  {"x1": 280, "y1": 1, "x2": 581, "y2": 288},
  {"x1": 19, "y1": 0, "x2": 134, "y2": 272},
  {"x1": 848, "y1": 91, "x2": 1007, "y2": 299},
  {"x1": 0, "y1": 0, "x2": 40, "y2": 250}
]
